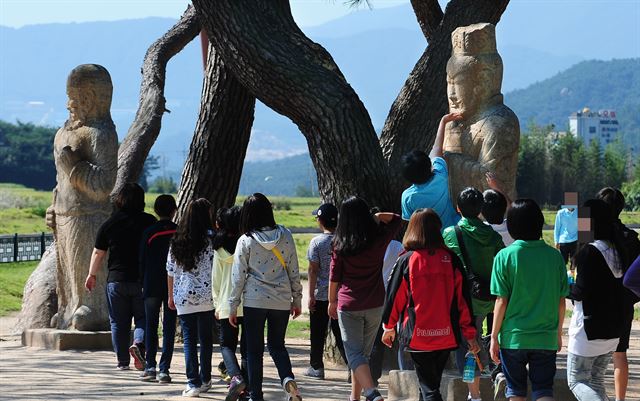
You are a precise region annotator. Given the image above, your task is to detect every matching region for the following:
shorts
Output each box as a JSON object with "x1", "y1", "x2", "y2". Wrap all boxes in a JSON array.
[
  {"x1": 337, "y1": 307, "x2": 383, "y2": 370},
  {"x1": 500, "y1": 349, "x2": 557, "y2": 400}
]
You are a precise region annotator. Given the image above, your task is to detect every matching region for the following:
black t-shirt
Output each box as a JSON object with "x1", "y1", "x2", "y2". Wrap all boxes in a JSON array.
[
  {"x1": 95, "y1": 210, "x2": 157, "y2": 283},
  {"x1": 139, "y1": 219, "x2": 177, "y2": 299}
]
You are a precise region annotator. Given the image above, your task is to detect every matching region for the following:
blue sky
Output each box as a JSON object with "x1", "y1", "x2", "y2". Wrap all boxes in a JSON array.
[{"x1": 0, "y1": 0, "x2": 409, "y2": 28}]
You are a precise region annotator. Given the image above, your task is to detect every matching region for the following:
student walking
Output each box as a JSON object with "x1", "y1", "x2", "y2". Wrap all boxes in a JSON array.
[
  {"x1": 139, "y1": 194, "x2": 178, "y2": 383},
  {"x1": 167, "y1": 198, "x2": 216, "y2": 397},
  {"x1": 85, "y1": 183, "x2": 156, "y2": 370},
  {"x1": 304, "y1": 203, "x2": 348, "y2": 380},
  {"x1": 212, "y1": 206, "x2": 247, "y2": 401},
  {"x1": 443, "y1": 187, "x2": 504, "y2": 401},
  {"x1": 329, "y1": 196, "x2": 402, "y2": 401},
  {"x1": 401, "y1": 113, "x2": 462, "y2": 229},
  {"x1": 596, "y1": 187, "x2": 640, "y2": 401},
  {"x1": 229, "y1": 193, "x2": 303, "y2": 401},
  {"x1": 554, "y1": 204, "x2": 578, "y2": 265},
  {"x1": 382, "y1": 208, "x2": 479, "y2": 401},
  {"x1": 567, "y1": 199, "x2": 627, "y2": 401},
  {"x1": 490, "y1": 199, "x2": 569, "y2": 401}
]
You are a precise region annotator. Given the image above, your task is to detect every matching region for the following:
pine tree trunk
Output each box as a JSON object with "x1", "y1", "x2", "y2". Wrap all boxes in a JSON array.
[
  {"x1": 380, "y1": 0, "x2": 510, "y2": 195},
  {"x1": 176, "y1": 44, "x2": 255, "y2": 220},
  {"x1": 191, "y1": 0, "x2": 394, "y2": 210}
]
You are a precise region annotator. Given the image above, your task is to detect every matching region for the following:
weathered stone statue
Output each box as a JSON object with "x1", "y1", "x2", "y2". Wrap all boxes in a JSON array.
[
  {"x1": 47, "y1": 64, "x2": 118, "y2": 331},
  {"x1": 443, "y1": 23, "x2": 520, "y2": 201}
]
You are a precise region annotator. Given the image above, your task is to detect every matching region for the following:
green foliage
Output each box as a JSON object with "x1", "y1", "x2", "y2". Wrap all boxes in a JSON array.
[
  {"x1": 516, "y1": 123, "x2": 630, "y2": 206},
  {"x1": 295, "y1": 185, "x2": 315, "y2": 197},
  {"x1": 139, "y1": 155, "x2": 161, "y2": 191},
  {"x1": 148, "y1": 176, "x2": 177, "y2": 194},
  {"x1": 0, "y1": 261, "x2": 37, "y2": 316},
  {"x1": 0, "y1": 121, "x2": 57, "y2": 191}
]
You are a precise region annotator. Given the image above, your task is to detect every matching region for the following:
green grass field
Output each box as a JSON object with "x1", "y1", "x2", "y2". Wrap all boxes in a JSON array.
[{"x1": 0, "y1": 261, "x2": 37, "y2": 316}]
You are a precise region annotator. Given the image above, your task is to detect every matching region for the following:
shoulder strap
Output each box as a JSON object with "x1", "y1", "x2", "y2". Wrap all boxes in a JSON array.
[
  {"x1": 271, "y1": 247, "x2": 287, "y2": 271},
  {"x1": 454, "y1": 225, "x2": 474, "y2": 275}
]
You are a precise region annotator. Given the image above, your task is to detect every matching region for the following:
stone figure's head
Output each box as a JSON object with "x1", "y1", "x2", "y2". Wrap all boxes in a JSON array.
[
  {"x1": 66, "y1": 64, "x2": 113, "y2": 127},
  {"x1": 446, "y1": 23, "x2": 503, "y2": 118}
]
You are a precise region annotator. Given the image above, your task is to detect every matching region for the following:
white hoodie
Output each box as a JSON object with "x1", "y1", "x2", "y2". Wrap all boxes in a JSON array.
[{"x1": 229, "y1": 225, "x2": 303, "y2": 312}]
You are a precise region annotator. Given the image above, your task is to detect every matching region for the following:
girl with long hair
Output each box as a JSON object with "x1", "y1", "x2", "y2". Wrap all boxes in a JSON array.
[
  {"x1": 381, "y1": 209, "x2": 479, "y2": 401},
  {"x1": 328, "y1": 196, "x2": 402, "y2": 401},
  {"x1": 167, "y1": 198, "x2": 215, "y2": 398},
  {"x1": 229, "y1": 193, "x2": 303, "y2": 401}
]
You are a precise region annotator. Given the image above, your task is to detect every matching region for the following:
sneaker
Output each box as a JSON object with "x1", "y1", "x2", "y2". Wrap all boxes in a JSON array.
[
  {"x1": 493, "y1": 372, "x2": 507, "y2": 401},
  {"x1": 200, "y1": 380, "x2": 213, "y2": 393},
  {"x1": 365, "y1": 389, "x2": 383, "y2": 401},
  {"x1": 219, "y1": 362, "x2": 232, "y2": 382},
  {"x1": 182, "y1": 385, "x2": 201, "y2": 397},
  {"x1": 129, "y1": 343, "x2": 146, "y2": 371},
  {"x1": 283, "y1": 377, "x2": 302, "y2": 401},
  {"x1": 158, "y1": 371, "x2": 172, "y2": 384},
  {"x1": 302, "y1": 366, "x2": 325, "y2": 380},
  {"x1": 139, "y1": 369, "x2": 157, "y2": 382},
  {"x1": 225, "y1": 375, "x2": 247, "y2": 401},
  {"x1": 116, "y1": 364, "x2": 130, "y2": 370}
]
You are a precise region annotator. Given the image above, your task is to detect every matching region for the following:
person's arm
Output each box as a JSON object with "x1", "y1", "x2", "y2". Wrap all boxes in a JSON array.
[
  {"x1": 284, "y1": 232, "x2": 303, "y2": 319},
  {"x1": 623, "y1": 256, "x2": 640, "y2": 297},
  {"x1": 85, "y1": 248, "x2": 107, "y2": 291},
  {"x1": 166, "y1": 248, "x2": 177, "y2": 310},
  {"x1": 328, "y1": 249, "x2": 343, "y2": 320},
  {"x1": 229, "y1": 238, "x2": 249, "y2": 327},
  {"x1": 490, "y1": 296, "x2": 508, "y2": 363},
  {"x1": 381, "y1": 276, "x2": 408, "y2": 348},
  {"x1": 554, "y1": 211, "x2": 562, "y2": 247},
  {"x1": 430, "y1": 113, "x2": 463, "y2": 159},
  {"x1": 374, "y1": 212, "x2": 397, "y2": 224},
  {"x1": 557, "y1": 297, "x2": 566, "y2": 352},
  {"x1": 328, "y1": 281, "x2": 340, "y2": 320},
  {"x1": 211, "y1": 252, "x2": 222, "y2": 314},
  {"x1": 307, "y1": 261, "x2": 319, "y2": 312},
  {"x1": 167, "y1": 275, "x2": 175, "y2": 310}
]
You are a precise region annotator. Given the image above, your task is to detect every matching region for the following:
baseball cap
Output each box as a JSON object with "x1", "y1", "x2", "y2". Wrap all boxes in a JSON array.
[{"x1": 312, "y1": 203, "x2": 338, "y2": 225}]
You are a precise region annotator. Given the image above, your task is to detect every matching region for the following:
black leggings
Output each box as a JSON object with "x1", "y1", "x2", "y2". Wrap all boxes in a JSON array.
[{"x1": 411, "y1": 350, "x2": 450, "y2": 401}]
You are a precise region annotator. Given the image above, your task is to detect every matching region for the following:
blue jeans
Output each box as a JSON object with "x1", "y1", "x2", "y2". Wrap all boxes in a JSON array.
[
  {"x1": 219, "y1": 317, "x2": 247, "y2": 379},
  {"x1": 244, "y1": 307, "x2": 294, "y2": 401},
  {"x1": 144, "y1": 297, "x2": 177, "y2": 373},
  {"x1": 500, "y1": 348, "x2": 557, "y2": 400},
  {"x1": 179, "y1": 310, "x2": 214, "y2": 388},
  {"x1": 338, "y1": 306, "x2": 383, "y2": 371},
  {"x1": 106, "y1": 282, "x2": 145, "y2": 365},
  {"x1": 567, "y1": 351, "x2": 613, "y2": 400}
]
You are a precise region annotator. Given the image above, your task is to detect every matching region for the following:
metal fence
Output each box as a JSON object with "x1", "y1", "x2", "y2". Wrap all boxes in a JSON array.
[{"x1": 0, "y1": 233, "x2": 53, "y2": 263}]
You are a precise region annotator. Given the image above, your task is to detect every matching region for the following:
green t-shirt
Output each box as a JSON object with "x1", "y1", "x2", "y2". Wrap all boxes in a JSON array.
[
  {"x1": 490, "y1": 239, "x2": 569, "y2": 350},
  {"x1": 443, "y1": 217, "x2": 505, "y2": 316}
]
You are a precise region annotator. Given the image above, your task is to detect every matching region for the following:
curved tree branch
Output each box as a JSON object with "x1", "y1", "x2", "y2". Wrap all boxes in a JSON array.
[
  {"x1": 191, "y1": 0, "x2": 394, "y2": 209},
  {"x1": 113, "y1": 6, "x2": 200, "y2": 195},
  {"x1": 410, "y1": 0, "x2": 444, "y2": 41},
  {"x1": 176, "y1": 43, "x2": 255, "y2": 221},
  {"x1": 381, "y1": 0, "x2": 510, "y2": 196}
]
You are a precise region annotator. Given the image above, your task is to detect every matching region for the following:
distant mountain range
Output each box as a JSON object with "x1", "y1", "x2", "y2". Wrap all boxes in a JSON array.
[
  {"x1": 2, "y1": 1, "x2": 638, "y2": 178},
  {"x1": 240, "y1": 58, "x2": 640, "y2": 196}
]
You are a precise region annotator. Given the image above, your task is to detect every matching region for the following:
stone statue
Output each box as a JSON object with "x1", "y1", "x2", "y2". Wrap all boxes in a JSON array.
[
  {"x1": 443, "y1": 23, "x2": 520, "y2": 202},
  {"x1": 46, "y1": 64, "x2": 118, "y2": 331}
]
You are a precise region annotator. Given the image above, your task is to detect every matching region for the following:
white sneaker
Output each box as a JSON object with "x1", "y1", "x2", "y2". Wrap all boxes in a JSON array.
[
  {"x1": 302, "y1": 366, "x2": 325, "y2": 379},
  {"x1": 182, "y1": 385, "x2": 201, "y2": 397},
  {"x1": 283, "y1": 377, "x2": 302, "y2": 401},
  {"x1": 200, "y1": 380, "x2": 212, "y2": 393}
]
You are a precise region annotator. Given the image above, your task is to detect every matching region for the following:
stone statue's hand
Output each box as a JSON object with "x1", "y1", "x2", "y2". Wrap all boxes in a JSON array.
[
  {"x1": 58, "y1": 146, "x2": 81, "y2": 174},
  {"x1": 45, "y1": 205, "x2": 56, "y2": 229},
  {"x1": 486, "y1": 171, "x2": 504, "y2": 191},
  {"x1": 442, "y1": 112, "x2": 464, "y2": 124}
]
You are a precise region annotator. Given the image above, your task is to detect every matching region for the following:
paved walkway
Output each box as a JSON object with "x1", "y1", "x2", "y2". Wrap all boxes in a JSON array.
[{"x1": 0, "y1": 313, "x2": 638, "y2": 401}]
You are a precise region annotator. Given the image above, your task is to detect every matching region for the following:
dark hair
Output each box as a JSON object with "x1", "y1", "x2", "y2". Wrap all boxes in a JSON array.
[
  {"x1": 482, "y1": 189, "x2": 507, "y2": 225},
  {"x1": 239, "y1": 193, "x2": 277, "y2": 234},
  {"x1": 170, "y1": 198, "x2": 213, "y2": 271},
  {"x1": 401, "y1": 150, "x2": 433, "y2": 184},
  {"x1": 506, "y1": 199, "x2": 544, "y2": 241},
  {"x1": 583, "y1": 199, "x2": 613, "y2": 240},
  {"x1": 333, "y1": 196, "x2": 383, "y2": 257},
  {"x1": 318, "y1": 215, "x2": 337, "y2": 230},
  {"x1": 402, "y1": 208, "x2": 444, "y2": 252},
  {"x1": 212, "y1": 206, "x2": 242, "y2": 254},
  {"x1": 595, "y1": 187, "x2": 625, "y2": 218},
  {"x1": 457, "y1": 187, "x2": 484, "y2": 218},
  {"x1": 154, "y1": 194, "x2": 177, "y2": 218},
  {"x1": 114, "y1": 182, "x2": 145, "y2": 212}
]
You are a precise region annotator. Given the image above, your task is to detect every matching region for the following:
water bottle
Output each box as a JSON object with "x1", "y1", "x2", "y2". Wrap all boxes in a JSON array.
[
  {"x1": 567, "y1": 270, "x2": 575, "y2": 285},
  {"x1": 462, "y1": 352, "x2": 476, "y2": 383}
]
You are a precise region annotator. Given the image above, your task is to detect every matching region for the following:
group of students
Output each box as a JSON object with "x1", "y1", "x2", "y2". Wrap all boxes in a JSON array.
[{"x1": 84, "y1": 113, "x2": 639, "y2": 401}]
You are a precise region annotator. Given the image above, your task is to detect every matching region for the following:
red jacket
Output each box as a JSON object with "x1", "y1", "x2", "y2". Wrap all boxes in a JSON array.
[{"x1": 382, "y1": 247, "x2": 476, "y2": 351}]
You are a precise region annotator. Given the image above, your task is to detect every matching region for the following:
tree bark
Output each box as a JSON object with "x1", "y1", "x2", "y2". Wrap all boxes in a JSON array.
[
  {"x1": 176, "y1": 44, "x2": 255, "y2": 220},
  {"x1": 113, "y1": 6, "x2": 200, "y2": 196},
  {"x1": 410, "y1": 0, "x2": 444, "y2": 41},
  {"x1": 191, "y1": 0, "x2": 394, "y2": 210},
  {"x1": 380, "y1": 0, "x2": 509, "y2": 196}
]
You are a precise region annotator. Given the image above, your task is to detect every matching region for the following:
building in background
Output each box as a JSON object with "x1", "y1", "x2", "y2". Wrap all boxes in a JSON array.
[{"x1": 569, "y1": 107, "x2": 620, "y2": 148}]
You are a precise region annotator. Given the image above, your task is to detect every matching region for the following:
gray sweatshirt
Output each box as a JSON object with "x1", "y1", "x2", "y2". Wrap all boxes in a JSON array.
[{"x1": 229, "y1": 225, "x2": 303, "y2": 312}]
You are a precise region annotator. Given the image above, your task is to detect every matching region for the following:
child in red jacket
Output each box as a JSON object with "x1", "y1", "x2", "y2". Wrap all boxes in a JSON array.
[{"x1": 382, "y1": 208, "x2": 479, "y2": 401}]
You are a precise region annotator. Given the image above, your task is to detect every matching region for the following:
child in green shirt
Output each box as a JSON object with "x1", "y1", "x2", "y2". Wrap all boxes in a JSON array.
[{"x1": 490, "y1": 199, "x2": 568, "y2": 401}]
